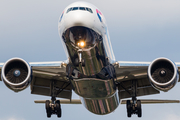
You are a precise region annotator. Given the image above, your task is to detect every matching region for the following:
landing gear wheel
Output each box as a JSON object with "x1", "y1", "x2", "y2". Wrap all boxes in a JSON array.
[
  {"x1": 46, "y1": 100, "x2": 50, "y2": 110},
  {"x1": 45, "y1": 100, "x2": 51, "y2": 118},
  {"x1": 47, "y1": 112, "x2": 51, "y2": 118},
  {"x1": 55, "y1": 100, "x2": 62, "y2": 118},
  {"x1": 57, "y1": 109, "x2": 62, "y2": 118},
  {"x1": 137, "y1": 100, "x2": 142, "y2": 117},
  {"x1": 126, "y1": 100, "x2": 132, "y2": 117}
]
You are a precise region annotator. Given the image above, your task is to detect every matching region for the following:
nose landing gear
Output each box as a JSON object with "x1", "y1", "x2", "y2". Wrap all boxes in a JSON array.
[{"x1": 74, "y1": 51, "x2": 85, "y2": 67}]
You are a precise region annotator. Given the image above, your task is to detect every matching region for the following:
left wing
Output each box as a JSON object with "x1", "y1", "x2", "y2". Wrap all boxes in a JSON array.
[{"x1": 114, "y1": 60, "x2": 180, "y2": 99}]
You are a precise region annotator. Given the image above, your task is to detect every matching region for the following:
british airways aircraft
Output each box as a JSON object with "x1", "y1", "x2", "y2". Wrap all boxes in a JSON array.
[{"x1": 0, "y1": 1, "x2": 180, "y2": 118}]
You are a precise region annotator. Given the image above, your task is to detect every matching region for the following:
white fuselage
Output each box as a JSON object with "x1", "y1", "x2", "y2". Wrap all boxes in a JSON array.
[{"x1": 58, "y1": 1, "x2": 119, "y2": 115}]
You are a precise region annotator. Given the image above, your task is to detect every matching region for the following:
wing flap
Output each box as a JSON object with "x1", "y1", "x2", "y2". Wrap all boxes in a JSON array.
[
  {"x1": 30, "y1": 61, "x2": 72, "y2": 99},
  {"x1": 115, "y1": 61, "x2": 159, "y2": 99},
  {"x1": 118, "y1": 85, "x2": 159, "y2": 99},
  {"x1": 31, "y1": 76, "x2": 72, "y2": 99}
]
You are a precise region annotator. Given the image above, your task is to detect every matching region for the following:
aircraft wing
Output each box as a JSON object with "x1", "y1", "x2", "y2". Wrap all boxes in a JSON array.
[
  {"x1": 0, "y1": 61, "x2": 72, "y2": 99},
  {"x1": 1, "y1": 60, "x2": 180, "y2": 100},
  {"x1": 29, "y1": 61, "x2": 72, "y2": 99},
  {"x1": 114, "y1": 61, "x2": 180, "y2": 99},
  {"x1": 0, "y1": 60, "x2": 153, "y2": 100}
]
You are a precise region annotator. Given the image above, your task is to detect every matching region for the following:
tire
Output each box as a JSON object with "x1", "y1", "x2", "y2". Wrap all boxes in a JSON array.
[
  {"x1": 57, "y1": 108, "x2": 62, "y2": 118},
  {"x1": 126, "y1": 100, "x2": 132, "y2": 117},
  {"x1": 128, "y1": 111, "x2": 131, "y2": 117},
  {"x1": 137, "y1": 109, "x2": 142, "y2": 117},
  {"x1": 45, "y1": 100, "x2": 50, "y2": 110},
  {"x1": 46, "y1": 100, "x2": 51, "y2": 118},
  {"x1": 56, "y1": 100, "x2": 62, "y2": 118},
  {"x1": 137, "y1": 100, "x2": 142, "y2": 117},
  {"x1": 55, "y1": 100, "x2": 61, "y2": 110},
  {"x1": 47, "y1": 112, "x2": 51, "y2": 118},
  {"x1": 126, "y1": 100, "x2": 131, "y2": 110}
]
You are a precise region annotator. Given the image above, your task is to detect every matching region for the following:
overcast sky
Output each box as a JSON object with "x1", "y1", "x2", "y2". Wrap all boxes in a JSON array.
[{"x1": 0, "y1": 0, "x2": 180, "y2": 120}]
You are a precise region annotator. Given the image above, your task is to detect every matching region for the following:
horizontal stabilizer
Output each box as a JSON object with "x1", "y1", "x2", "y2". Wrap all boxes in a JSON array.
[
  {"x1": 121, "y1": 99, "x2": 180, "y2": 104},
  {"x1": 34, "y1": 99, "x2": 81, "y2": 104}
]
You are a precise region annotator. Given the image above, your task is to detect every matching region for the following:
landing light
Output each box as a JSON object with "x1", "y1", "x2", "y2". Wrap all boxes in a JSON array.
[{"x1": 77, "y1": 41, "x2": 85, "y2": 48}]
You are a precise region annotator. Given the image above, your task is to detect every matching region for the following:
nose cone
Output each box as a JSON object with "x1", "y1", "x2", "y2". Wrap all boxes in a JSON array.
[
  {"x1": 66, "y1": 11, "x2": 95, "y2": 31},
  {"x1": 58, "y1": 11, "x2": 96, "y2": 36},
  {"x1": 14, "y1": 70, "x2": 21, "y2": 77}
]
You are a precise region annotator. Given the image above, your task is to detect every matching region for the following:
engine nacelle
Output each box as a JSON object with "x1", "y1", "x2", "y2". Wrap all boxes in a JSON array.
[
  {"x1": 148, "y1": 57, "x2": 179, "y2": 92},
  {"x1": 1, "y1": 58, "x2": 32, "y2": 92}
]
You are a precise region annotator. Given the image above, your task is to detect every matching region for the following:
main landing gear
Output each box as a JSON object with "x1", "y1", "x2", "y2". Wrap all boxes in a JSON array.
[
  {"x1": 45, "y1": 80, "x2": 70, "y2": 118},
  {"x1": 45, "y1": 97, "x2": 62, "y2": 118},
  {"x1": 126, "y1": 98, "x2": 142, "y2": 117},
  {"x1": 123, "y1": 80, "x2": 142, "y2": 117}
]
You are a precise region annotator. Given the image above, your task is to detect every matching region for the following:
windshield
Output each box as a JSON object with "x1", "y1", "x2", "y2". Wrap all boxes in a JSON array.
[{"x1": 63, "y1": 26, "x2": 96, "y2": 48}]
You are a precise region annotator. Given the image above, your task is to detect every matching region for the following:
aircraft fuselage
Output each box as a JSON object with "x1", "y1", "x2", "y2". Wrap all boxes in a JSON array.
[{"x1": 58, "y1": 2, "x2": 119, "y2": 114}]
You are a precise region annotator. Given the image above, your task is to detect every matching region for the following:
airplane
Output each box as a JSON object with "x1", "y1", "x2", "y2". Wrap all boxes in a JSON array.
[{"x1": 0, "y1": 1, "x2": 180, "y2": 118}]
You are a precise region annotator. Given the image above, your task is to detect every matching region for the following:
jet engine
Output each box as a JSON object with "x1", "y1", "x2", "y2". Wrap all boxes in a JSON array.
[
  {"x1": 1, "y1": 58, "x2": 32, "y2": 92},
  {"x1": 148, "y1": 57, "x2": 179, "y2": 92}
]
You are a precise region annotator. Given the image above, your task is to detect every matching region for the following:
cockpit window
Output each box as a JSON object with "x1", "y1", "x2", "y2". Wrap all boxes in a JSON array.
[
  {"x1": 72, "y1": 7, "x2": 78, "y2": 10},
  {"x1": 86, "y1": 8, "x2": 93, "y2": 13},
  {"x1": 63, "y1": 26, "x2": 97, "y2": 48},
  {"x1": 67, "y1": 8, "x2": 72, "y2": 13},
  {"x1": 66, "y1": 7, "x2": 93, "y2": 13},
  {"x1": 79, "y1": 7, "x2": 86, "y2": 10}
]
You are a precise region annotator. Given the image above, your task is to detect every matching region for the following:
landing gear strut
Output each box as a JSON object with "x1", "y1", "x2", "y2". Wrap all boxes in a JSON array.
[
  {"x1": 126, "y1": 80, "x2": 142, "y2": 117},
  {"x1": 74, "y1": 50, "x2": 85, "y2": 67},
  {"x1": 45, "y1": 80, "x2": 70, "y2": 118}
]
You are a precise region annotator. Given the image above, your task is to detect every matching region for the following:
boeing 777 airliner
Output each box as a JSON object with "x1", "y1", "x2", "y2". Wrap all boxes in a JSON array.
[{"x1": 0, "y1": 1, "x2": 180, "y2": 118}]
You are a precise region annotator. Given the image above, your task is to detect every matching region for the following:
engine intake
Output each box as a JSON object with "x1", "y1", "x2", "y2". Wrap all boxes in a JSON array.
[
  {"x1": 148, "y1": 57, "x2": 179, "y2": 92},
  {"x1": 1, "y1": 58, "x2": 32, "y2": 92}
]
